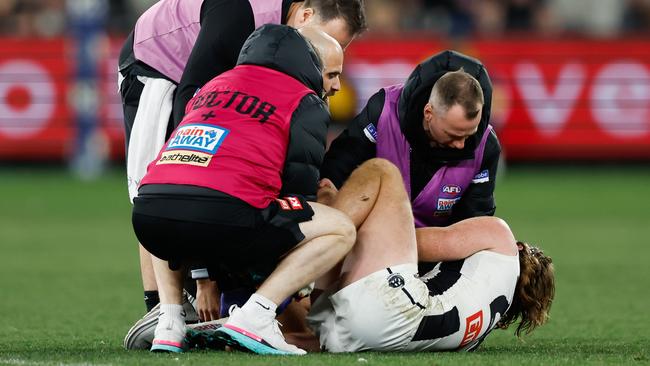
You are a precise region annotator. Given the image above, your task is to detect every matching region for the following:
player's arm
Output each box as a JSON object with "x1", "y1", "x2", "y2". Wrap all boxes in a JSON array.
[
  {"x1": 172, "y1": 0, "x2": 256, "y2": 125},
  {"x1": 448, "y1": 130, "x2": 501, "y2": 223},
  {"x1": 416, "y1": 216, "x2": 516, "y2": 262},
  {"x1": 319, "y1": 89, "x2": 384, "y2": 188},
  {"x1": 280, "y1": 94, "x2": 331, "y2": 199}
]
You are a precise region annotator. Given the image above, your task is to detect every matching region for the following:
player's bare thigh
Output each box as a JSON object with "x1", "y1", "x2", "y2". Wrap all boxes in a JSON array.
[
  {"x1": 295, "y1": 202, "x2": 355, "y2": 245},
  {"x1": 339, "y1": 159, "x2": 418, "y2": 288}
]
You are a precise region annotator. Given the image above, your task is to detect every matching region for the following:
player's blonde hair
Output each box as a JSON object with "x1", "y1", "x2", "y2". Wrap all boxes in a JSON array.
[{"x1": 498, "y1": 241, "x2": 555, "y2": 337}]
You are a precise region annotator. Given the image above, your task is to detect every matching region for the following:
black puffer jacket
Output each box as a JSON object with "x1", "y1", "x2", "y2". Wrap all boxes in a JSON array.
[
  {"x1": 321, "y1": 50, "x2": 501, "y2": 223},
  {"x1": 238, "y1": 24, "x2": 330, "y2": 199}
]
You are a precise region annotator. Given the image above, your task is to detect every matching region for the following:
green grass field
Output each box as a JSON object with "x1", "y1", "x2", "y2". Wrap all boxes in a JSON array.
[{"x1": 1, "y1": 166, "x2": 649, "y2": 365}]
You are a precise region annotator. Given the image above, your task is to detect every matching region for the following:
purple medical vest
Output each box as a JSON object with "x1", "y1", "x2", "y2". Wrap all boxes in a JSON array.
[
  {"x1": 376, "y1": 84, "x2": 493, "y2": 228},
  {"x1": 133, "y1": 0, "x2": 283, "y2": 83}
]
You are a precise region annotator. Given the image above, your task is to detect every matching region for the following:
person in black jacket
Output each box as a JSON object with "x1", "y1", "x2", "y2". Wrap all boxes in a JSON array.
[
  {"x1": 122, "y1": 25, "x2": 346, "y2": 352},
  {"x1": 321, "y1": 50, "x2": 500, "y2": 232},
  {"x1": 131, "y1": 25, "x2": 354, "y2": 355}
]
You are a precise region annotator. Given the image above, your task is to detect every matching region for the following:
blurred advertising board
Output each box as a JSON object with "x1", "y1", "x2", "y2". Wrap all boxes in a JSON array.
[
  {"x1": 0, "y1": 37, "x2": 649, "y2": 161},
  {"x1": 335, "y1": 38, "x2": 650, "y2": 161},
  {"x1": 0, "y1": 39, "x2": 72, "y2": 160},
  {"x1": 0, "y1": 38, "x2": 122, "y2": 161}
]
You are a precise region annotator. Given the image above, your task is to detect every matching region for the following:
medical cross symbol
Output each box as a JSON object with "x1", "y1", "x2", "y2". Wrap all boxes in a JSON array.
[{"x1": 201, "y1": 111, "x2": 216, "y2": 120}]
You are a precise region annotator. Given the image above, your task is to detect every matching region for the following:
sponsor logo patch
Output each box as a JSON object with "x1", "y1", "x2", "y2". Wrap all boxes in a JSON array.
[
  {"x1": 472, "y1": 169, "x2": 490, "y2": 183},
  {"x1": 276, "y1": 199, "x2": 291, "y2": 210},
  {"x1": 441, "y1": 184, "x2": 462, "y2": 196},
  {"x1": 363, "y1": 123, "x2": 378, "y2": 143},
  {"x1": 459, "y1": 310, "x2": 484, "y2": 347},
  {"x1": 437, "y1": 197, "x2": 460, "y2": 211},
  {"x1": 156, "y1": 150, "x2": 212, "y2": 167},
  {"x1": 167, "y1": 123, "x2": 229, "y2": 154},
  {"x1": 285, "y1": 196, "x2": 303, "y2": 210}
]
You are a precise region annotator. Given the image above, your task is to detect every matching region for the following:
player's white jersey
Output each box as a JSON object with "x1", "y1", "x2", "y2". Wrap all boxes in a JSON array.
[{"x1": 404, "y1": 250, "x2": 520, "y2": 352}]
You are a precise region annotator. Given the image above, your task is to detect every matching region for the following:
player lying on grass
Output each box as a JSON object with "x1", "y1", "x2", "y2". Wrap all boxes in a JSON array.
[
  {"x1": 143, "y1": 158, "x2": 555, "y2": 354},
  {"x1": 184, "y1": 158, "x2": 555, "y2": 353},
  {"x1": 274, "y1": 158, "x2": 555, "y2": 352}
]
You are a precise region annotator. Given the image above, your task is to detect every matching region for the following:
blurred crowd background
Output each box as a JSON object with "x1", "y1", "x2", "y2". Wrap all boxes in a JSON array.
[{"x1": 1, "y1": 0, "x2": 649, "y2": 38}]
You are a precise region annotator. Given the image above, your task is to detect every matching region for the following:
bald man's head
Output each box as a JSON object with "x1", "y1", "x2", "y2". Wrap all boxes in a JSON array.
[{"x1": 299, "y1": 26, "x2": 344, "y2": 99}]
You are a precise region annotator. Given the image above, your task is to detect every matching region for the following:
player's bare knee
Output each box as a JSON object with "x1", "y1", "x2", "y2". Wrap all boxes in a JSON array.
[
  {"x1": 359, "y1": 159, "x2": 405, "y2": 192},
  {"x1": 363, "y1": 158, "x2": 401, "y2": 177}
]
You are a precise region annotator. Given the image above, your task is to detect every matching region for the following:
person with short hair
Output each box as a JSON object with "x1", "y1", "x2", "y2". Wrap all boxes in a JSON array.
[
  {"x1": 321, "y1": 51, "x2": 500, "y2": 272},
  {"x1": 303, "y1": 158, "x2": 555, "y2": 352},
  {"x1": 132, "y1": 24, "x2": 354, "y2": 355},
  {"x1": 118, "y1": 0, "x2": 367, "y2": 315}
]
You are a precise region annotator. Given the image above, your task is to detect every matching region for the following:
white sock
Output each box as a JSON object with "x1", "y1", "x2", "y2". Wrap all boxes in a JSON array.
[
  {"x1": 159, "y1": 303, "x2": 185, "y2": 323},
  {"x1": 242, "y1": 293, "x2": 277, "y2": 316}
]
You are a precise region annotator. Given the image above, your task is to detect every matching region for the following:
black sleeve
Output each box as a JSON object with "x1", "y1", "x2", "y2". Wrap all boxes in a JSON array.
[
  {"x1": 280, "y1": 94, "x2": 331, "y2": 200},
  {"x1": 320, "y1": 89, "x2": 385, "y2": 188},
  {"x1": 448, "y1": 130, "x2": 501, "y2": 223},
  {"x1": 172, "y1": 0, "x2": 256, "y2": 126}
]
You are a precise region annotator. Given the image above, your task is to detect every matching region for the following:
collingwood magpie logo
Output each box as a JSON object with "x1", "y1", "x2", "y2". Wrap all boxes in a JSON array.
[{"x1": 388, "y1": 273, "x2": 405, "y2": 288}]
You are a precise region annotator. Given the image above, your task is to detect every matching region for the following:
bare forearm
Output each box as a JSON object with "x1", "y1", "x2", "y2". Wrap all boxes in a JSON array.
[
  {"x1": 416, "y1": 227, "x2": 459, "y2": 262},
  {"x1": 416, "y1": 217, "x2": 517, "y2": 261}
]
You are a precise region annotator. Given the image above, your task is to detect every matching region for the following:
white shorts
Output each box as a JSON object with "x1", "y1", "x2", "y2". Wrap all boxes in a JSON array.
[{"x1": 307, "y1": 263, "x2": 429, "y2": 352}]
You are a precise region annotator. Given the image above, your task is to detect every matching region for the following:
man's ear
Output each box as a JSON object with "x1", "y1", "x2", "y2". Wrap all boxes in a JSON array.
[
  {"x1": 295, "y1": 7, "x2": 315, "y2": 27},
  {"x1": 423, "y1": 103, "x2": 434, "y2": 121}
]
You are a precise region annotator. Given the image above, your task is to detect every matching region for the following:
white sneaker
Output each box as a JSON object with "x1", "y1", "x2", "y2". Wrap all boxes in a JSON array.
[
  {"x1": 123, "y1": 290, "x2": 198, "y2": 350},
  {"x1": 216, "y1": 305, "x2": 306, "y2": 355},
  {"x1": 151, "y1": 309, "x2": 187, "y2": 353},
  {"x1": 123, "y1": 303, "x2": 160, "y2": 350}
]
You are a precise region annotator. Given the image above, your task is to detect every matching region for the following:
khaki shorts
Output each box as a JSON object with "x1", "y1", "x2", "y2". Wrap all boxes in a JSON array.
[{"x1": 307, "y1": 263, "x2": 429, "y2": 352}]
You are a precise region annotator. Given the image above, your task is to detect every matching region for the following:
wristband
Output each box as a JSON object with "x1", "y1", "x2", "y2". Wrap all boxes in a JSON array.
[{"x1": 191, "y1": 268, "x2": 209, "y2": 280}]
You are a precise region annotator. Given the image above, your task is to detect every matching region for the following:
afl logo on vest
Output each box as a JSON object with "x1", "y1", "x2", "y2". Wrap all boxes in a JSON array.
[
  {"x1": 441, "y1": 184, "x2": 462, "y2": 197},
  {"x1": 157, "y1": 123, "x2": 229, "y2": 167}
]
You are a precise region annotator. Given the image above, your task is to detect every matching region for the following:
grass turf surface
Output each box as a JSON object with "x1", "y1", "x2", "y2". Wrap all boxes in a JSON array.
[{"x1": 0, "y1": 166, "x2": 648, "y2": 365}]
